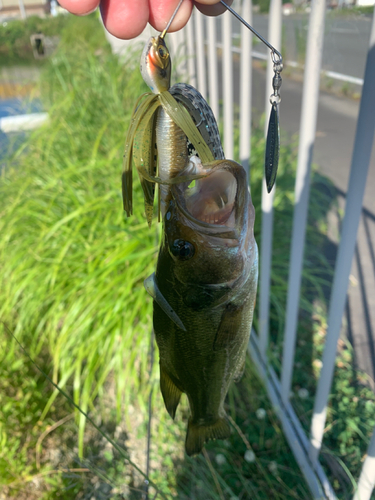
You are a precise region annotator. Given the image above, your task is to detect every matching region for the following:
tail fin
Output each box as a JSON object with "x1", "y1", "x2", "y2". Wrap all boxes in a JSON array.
[{"x1": 185, "y1": 416, "x2": 231, "y2": 456}]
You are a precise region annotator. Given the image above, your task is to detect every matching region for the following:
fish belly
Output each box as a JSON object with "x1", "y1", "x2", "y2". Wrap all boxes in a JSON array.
[{"x1": 153, "y1": 259, "x2": 257, "y2": 455}]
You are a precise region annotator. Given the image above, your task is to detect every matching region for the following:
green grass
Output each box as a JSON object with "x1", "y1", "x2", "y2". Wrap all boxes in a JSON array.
[
  {"x1": 0, "y1": 12, "x2": 374, "y2": 500},
  {"x1": 0, "y1": 14, "x2": 71, "y2": 66}
]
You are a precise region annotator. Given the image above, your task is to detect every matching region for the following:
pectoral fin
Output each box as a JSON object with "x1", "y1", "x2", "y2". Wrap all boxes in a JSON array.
[
  {"x1": 160, "y1": 367, "x2": 182, "y2": 420},
  {"x1": 144, "y1": 273, "x2": 186, "y2": 332}
]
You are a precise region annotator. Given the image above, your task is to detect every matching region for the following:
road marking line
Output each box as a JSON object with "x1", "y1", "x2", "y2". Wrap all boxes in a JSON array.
[{"x1": 216, "y1": 43, "x2": 364, "y2": 86}]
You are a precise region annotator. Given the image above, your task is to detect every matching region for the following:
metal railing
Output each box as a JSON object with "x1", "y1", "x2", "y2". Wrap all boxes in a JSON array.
[{"x1": 166, "y1": 1, "x2": 375, "y2": 498}]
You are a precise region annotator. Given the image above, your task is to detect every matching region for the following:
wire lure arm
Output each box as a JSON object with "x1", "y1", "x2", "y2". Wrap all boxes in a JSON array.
[
  {"x1": 160, "y1": 0, "x2": 184, "y2": 38},
  {"x1": 220, "y1": 0, "x2": 282, "y2": 192},
  {"x1": 220, "y1": 0, "x2": 282, "y2": 64}
]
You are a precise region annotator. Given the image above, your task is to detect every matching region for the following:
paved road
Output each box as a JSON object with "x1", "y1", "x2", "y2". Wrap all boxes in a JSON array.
[{"x1": 220, "y1": 11, "x2": 373, "y2": 81}]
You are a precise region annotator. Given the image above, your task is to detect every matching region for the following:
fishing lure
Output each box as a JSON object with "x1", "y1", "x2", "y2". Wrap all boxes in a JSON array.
[
  {"x1": 220, "y1": 0, "x2": 283, "y2": 192},
  {"x1": 122, "y1": 1, "x2": 283, "y2": 223},
  {"x1": 122, "y1": 1, "x2": 220, "y2": 225}
]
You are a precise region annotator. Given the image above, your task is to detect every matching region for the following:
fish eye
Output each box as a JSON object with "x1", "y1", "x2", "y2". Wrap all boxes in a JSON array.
[
  {"x1": 158, "y1": 46, "x2": 168, "y2": 58},
  {"x1": 170, "y1": 239, "x2": 195, "y2": 261}
]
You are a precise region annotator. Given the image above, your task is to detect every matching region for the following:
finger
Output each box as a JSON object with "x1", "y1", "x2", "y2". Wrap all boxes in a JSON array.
[
  {"x1": 148, "y1": 0, "x2": 193, "y2": 33},
  {"x1": 194, "y1": 0, "x2": 233, "y2": 16},
  {"x1": 194, "y1": 0, "x2": 220, "y2": 4},
  {"x1": 58, "y1": 0, "x2": 100, "y2": 15},
  {"x1": 100, "y1": 0, "x2": 149, "y2": 39}
]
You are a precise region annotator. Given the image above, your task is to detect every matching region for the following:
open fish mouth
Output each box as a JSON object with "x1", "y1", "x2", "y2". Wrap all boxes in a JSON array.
[
  {"x1": 185, "y1": 169, "x2": 237, "y2": 226},
  {"x1": 173, "y1": 158, "x2": 238, "y2": 228}
]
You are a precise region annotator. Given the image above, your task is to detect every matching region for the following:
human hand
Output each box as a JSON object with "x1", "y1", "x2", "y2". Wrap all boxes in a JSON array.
[{"x1": 57, "y1": 0, "x2": 231, "y2": 40}]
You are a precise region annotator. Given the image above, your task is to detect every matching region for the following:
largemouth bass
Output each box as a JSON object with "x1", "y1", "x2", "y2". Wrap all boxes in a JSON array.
[
  {"x1": 145, "y1": 158, "x2": 258, "y2": 456},
  {"x1": 125, "y1": 32, "x2": 258, "y2": 455}
]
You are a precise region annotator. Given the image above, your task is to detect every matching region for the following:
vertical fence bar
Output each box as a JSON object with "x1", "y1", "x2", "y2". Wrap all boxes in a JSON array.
[
  {"x1": 18, "y1": 0, "x2": 26, "y2": 19},
  {"x1": 186, "y1": 11, "x2": 196, "y2": 87},
  {"x1": 194, "y1": 10, "x2": 207, "y2": 99},
  {"x1": 353, "y1": 426, "x2": 375, "y2": 500},
  {"x1": 207, "y1": 16, "x2": 219, "y2": 121},
  {"x1": 222, "y1": 9, "x2": 234, "y2": 159},
  {"x1": 168, "y1": 32, "x2": 179, "y2": 74},
  {"x1": 263, "y1": 0, "x2": 281, "y2": 137},
  {"x1": 174, "y1": 29, "x2": 186, "y2": 81},
  {"x1": 249, "y1": 332, "x2": 336, "y2": 499},
  {"x1": 258, "y1": 0, "x2": 282, "y2": 357},
  {"x1": 280, "y1": 0, "x2": 326, "y2": 405},
  {"x1": 179, "y1": 26, "x2": 188, "y2": 82},
  {"x1": 239, "y1": 0, "x2": 252, "y2": 180},
  {"x1": 309, "y1": 9, "x2": 375, "y2": 464}
]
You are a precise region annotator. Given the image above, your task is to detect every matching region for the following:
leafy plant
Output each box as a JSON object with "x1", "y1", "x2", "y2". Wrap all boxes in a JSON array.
[{"x1": 0, "y1": 14, "x2": 71, "y2": 65}]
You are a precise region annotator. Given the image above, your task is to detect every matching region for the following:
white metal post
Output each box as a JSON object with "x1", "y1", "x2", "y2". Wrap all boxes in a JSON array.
[
  {"x1": 280, "y1": 0, "x2": 326, "y2": 405},
  {"x1": 239, "y1": 0, "x2": 252, "y2": 180},
  {"x1": 186, "y1": 11, "x2": 197, "y2": 88},
  {"x1": 207, "y1": 16, "x2": 220, "y2": 121},
  {"x1": 195, "y1": 10, "x2": 207, "y2": 99},
  {"x1": 259, "y1": 0, "x2": 282, "y2": 358},
  {"x1": 18, "y1": 0, "x2": 26, "y2": 19},
  {"x1": 222, "y1": 9, "x2": 234, "y2": 159},
  {"x1": 168, "y1": 32, "x2": 179, "y2": 77},
  {"x1": 309, "y1": 8, "x2": 375, "y2": 464},
  {"x1": 249, "y1": 332, "x2": 337, "y2": 499},
  {"x1": 174, "y1": 29, "x2": 186, "y2": 81},
  {"x1": 353, "y1": 426, "x2": 375, "y2": 500}
]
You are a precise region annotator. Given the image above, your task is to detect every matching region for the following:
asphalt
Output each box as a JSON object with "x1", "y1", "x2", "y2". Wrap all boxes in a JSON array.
[{"x1": 242, "y1": 13, "x2": 373, "y2": 81}]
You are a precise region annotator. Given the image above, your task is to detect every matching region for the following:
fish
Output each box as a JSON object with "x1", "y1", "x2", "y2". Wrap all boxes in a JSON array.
[
  {"x1": 124, "y1": 33, "x2": 258, "y2": 455},
  {"x1": 145, "y1": 157, "x2": 258, "y2": 456}
]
